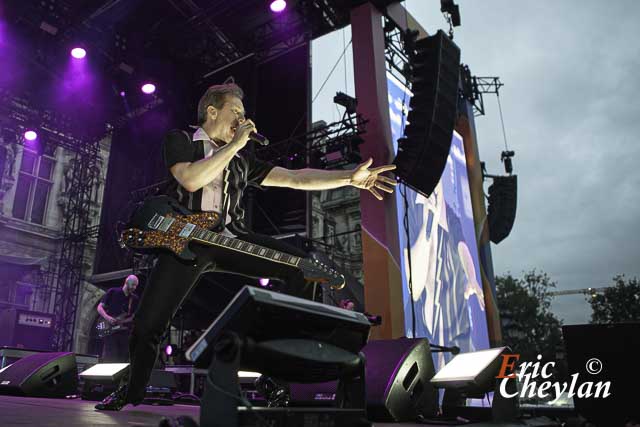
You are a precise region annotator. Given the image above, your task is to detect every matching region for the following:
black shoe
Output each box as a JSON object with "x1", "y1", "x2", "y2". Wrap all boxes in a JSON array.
[
  {"x1": 95, "y1": 385, "x2": 129, "y2": 411},
  {"x1": 254, "y1": 375, "x2": 290, "y2": 407}
]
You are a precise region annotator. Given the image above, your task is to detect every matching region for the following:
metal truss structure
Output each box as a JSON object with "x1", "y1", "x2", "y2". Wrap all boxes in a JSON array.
[
  {"x1": 460, "y1": 64, "x2": 504, "y2": 117},
  {"x1": 256, "y1": 112, "x2": 368, "y2": 169},
  {"x1": 0, "y1": 90, "x2": 104, "y2": 351},
  {"x1": 383, "y1": 18, "x2": 412, "y2": 86}
]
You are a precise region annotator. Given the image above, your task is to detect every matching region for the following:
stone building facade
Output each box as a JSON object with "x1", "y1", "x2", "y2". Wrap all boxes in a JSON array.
[
  {"x1": 0, "y1": 131, "x2": 111, "y2": 353},
  {"x1": 310, "y1": 186, "x2": 364, "y2": 285}
]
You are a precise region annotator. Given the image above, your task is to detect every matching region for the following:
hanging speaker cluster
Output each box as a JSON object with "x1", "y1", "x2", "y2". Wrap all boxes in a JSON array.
[
  {"x1": 394, "y1": 30, "x2": 461, "y2": 198},
  {"x1": 487, "y1": 175, "x2": 517, "y2": 244}
]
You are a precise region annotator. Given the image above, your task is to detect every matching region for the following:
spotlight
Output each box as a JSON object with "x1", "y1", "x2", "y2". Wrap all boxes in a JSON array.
[
  {"x1": 165, "y1": 344, "x2": 175, "y2": 356},
  {"x1": 270, "y1": 0, "x2": 287, "y2": 13},
  {"x1": 70, "y1": 47, "x2": 86, "y2": 59},
  {"x1": 79, "y1": 363, "x2": 130, "y2": 401},
  {"x1": 333, "y1": 92, "x2": 358, "y2": 115},
  {"x1": 501, "y1": 150, "x2": 515, "y2": 175},
  {"x1": 258, "y1": 278, "x2": 270, "y2": 287},
  {"x1": 119, "y1": 91, "x2": 126, "y2": 97},
  {"x1": 141, "y1": 83, "x2": 156, "y2": 94},
  {"x1": 24, "y1": 130, "x2": 38, "y2": 141},
  {"x1": 79, "y1": 363, "x2": 130, "y2": 381},
  {"x1": 440, "y1": 0, "x2": 461, "y2": 27}
]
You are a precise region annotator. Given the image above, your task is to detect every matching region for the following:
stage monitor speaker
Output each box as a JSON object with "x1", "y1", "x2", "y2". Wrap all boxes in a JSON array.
[
  {"x1": 487, "y1": 175, "x2": 517, "y2": 244},
  {"x1": 362, "y1": 338, "x2": 438, "y2": 422},
  {"x1": 185, "y1": 286, "x2": 371, "y2": 371},
  {"x1": 394, "y1": 30, "x2": 461, "y2": 198},
  {"x1": 0, "y1": 352, "x2": 78, "y2": 398},
  {"x1": 290, "y1": 338, "x2": 438, "y2": 421}
]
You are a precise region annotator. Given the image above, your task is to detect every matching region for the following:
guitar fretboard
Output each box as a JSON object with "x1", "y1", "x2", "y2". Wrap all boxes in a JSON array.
[{"x1": 189, "y1": 227, "x2": 301, "y2": 267}]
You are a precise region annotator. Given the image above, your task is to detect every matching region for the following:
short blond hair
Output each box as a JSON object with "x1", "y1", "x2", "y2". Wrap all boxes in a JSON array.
[{"x1": 197, "y1": 83, "x2": 244, "y2": 125}]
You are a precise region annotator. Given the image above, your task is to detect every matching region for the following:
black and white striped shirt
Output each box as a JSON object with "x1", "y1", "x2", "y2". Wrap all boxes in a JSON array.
[{"x1": 162, "y1": 128, "x2": 275, "y2": 234}]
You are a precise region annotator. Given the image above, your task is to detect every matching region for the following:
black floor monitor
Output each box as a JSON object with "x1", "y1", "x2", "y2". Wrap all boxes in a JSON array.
[{"x1": 185, "y1": 286, "x2": 371, "y2": 368}]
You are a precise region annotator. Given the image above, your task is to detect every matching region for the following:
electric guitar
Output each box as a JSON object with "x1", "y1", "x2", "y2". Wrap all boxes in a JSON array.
[
  {"x1": 119, "y1": 196, "x2": 345, "y2": 290},
  {"x1": 95, "y1": 313, "x2": 133, "y2": 339}
]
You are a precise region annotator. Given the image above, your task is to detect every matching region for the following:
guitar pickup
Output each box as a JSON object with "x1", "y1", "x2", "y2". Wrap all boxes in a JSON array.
[
  {"x1": 148, "y1": 214, "x2": 164, "y2": 230},
  {"x1": 158, "y1": 216, "x2": 175, "y2": 232},
  {"x1": 179, "y1": 223, "x2": 196, "y2": 238}
]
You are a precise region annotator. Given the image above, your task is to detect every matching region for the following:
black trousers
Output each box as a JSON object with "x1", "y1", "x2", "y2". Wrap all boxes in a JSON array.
[{"x1": 126, "y1": 233, "x2": 309, "y2": 402}]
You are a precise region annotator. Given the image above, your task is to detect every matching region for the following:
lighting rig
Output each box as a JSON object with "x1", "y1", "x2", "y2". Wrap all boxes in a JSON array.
[
  {"x1": 460, "y1": 64, "x2": 505, "y2": 118},
  {"x1": 383, "y1": 18, "x2": 414, "y2": 85},
  {"x1": 257, "y1": 101, "x2": 367, "y2": 170}
]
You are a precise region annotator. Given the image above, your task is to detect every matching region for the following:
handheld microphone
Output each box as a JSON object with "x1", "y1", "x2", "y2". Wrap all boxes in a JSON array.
[{"x1": 249, "y1": 131, "x2": 269, "y2": 146}]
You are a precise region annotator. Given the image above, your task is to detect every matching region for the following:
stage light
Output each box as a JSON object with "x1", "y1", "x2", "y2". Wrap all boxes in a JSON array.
[
  {"x1": 79, "y1": 363, "x2": 129, "y2": 401},
  {"x1": 270, "y1": 0, "x2": 287, "y2": 13},
  {"x1": 430, "y1": 347, "x2": 506, "y2": 391},
  {"x1": 258, "y1": 278, "x2": 270, "y2": 287},
  {"x1": 119, "y1": 91, "x2": 126, "y2": 97},
  {"x1": 238, "y1": 371, "x2": 261, "y2": 378},
  {"x1": 70, "y1": 47, "x2": 86, "y2": 59},
  {"x1": 24, "y1": 130, "x2": 38, "y2": 141},
  {"x1": 79, "y1": 363, "x2": 129, "y2": 381},
  {"x1": 333, "y1": 92, "x2": 358, "y2": 115},
  {"x1": 440, "y1": 0, "x2": 461, "y2": 27},
  {"x1": 141, "y1": 83, "x2": 156, "y2": 94},
  {"x1": 165, "y1": 344, "x2": 174, "y2": 356}
]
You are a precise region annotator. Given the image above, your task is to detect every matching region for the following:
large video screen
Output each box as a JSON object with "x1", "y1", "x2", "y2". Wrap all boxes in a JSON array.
[{"x1": 388, "y1": 72, "x2": 490, "y2": 370}]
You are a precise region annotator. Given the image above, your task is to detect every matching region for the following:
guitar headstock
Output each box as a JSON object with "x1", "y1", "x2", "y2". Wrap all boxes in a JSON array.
[{"x1": 300, "y1": 256, "x2": 346, "y2": 290}]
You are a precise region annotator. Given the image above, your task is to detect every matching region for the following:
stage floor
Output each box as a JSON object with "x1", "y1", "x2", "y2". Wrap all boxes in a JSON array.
[{"x1": 0, "y1": 395, "x2": 548, "y2": 427}]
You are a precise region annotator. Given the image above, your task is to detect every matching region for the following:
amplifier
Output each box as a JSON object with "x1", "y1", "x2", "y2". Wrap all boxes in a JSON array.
[{"x1": 0, "y1": 309, "x2": 55, "y2": 351}]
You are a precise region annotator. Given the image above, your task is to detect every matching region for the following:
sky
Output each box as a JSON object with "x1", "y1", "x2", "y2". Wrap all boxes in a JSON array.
[{"x1": 311, "y1": 0, "x2": 640, "y2": 325}]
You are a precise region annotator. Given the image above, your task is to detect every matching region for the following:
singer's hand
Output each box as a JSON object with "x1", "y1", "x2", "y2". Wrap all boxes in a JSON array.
[
  {"x1": 231, "y1": 119, "x2": 257, "y2": 148},
  {"x1": 350, "y1": 158, "x2": 397, "y2": 200}
]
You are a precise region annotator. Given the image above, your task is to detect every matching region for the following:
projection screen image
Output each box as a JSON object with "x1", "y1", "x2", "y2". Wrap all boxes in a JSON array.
[{"x1": 387, "y1": 72, "x2": 490, "y2": 371}]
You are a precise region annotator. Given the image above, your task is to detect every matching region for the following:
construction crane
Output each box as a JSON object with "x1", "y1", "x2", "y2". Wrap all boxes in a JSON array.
[{"x1": 548, "y1": 287, "x2": 609, "y2": 298}]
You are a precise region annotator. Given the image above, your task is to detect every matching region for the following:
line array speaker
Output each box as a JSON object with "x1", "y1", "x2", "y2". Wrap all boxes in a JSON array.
[
  {"x1": 394, "y1": 30, "x2": 461, "y2": 198},
  {"x1": 487, "y1": 175, "x2": 517, "y2": 243}
]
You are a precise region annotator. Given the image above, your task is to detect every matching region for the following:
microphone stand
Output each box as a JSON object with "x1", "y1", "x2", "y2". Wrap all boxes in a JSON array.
[{"x1": 429, "y1": 343, "x2": 460, "y2": 355}]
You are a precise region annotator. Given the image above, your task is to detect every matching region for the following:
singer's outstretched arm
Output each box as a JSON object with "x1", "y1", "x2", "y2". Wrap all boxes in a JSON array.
[{"x1": 261, "y1": 158, "x2": 397, "y2": 200}]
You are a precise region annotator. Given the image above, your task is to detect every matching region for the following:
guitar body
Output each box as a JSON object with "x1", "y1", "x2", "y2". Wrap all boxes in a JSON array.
[
  {"x1": 121, "y1": 196, "x2": 345, "y2": 289},
  {"x1": 95, "y1": 314, "x2": 132, "y2": 339},
  {"x1": 124, "y1": 196, "x2": 221, "y2": 261}
]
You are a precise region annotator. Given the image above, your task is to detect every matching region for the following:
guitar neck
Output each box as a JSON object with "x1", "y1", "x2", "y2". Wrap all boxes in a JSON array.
[{"x1": 190, "y1": 227, "x2": 301, "y2": 268}]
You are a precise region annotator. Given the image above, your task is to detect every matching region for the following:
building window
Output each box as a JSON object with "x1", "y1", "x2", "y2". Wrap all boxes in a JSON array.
[{"x1": 12, "y1": 147, "x2": 55, "y2": 225}]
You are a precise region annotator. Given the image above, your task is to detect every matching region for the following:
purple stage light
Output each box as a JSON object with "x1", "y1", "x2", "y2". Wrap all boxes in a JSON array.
[
  {"x1": 270, "y1": 0, "x2": 286, "y2": 13},
  {"x1": 258, "y1": 278, "x2": 270, "y2": 287},
  {"x1": 141, "y1": 83, "x2": 156, "y2": 94},
  {"x1": 165, "y1": 345, "x2": 173, "y2": 356},
  {"x1": 24, "y1": 130, "x2": 38, "y2": 141},
  {"x1": 70, "y1": 47, "x2": 86, "y2": 59},
  {"x1": 119, "y1": 91, "x2": 126, "y2": 97}
]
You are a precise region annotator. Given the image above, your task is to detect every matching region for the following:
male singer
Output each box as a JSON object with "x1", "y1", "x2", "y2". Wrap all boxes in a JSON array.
[{"x1": 96, "y1": 82, "x2": 397, "y2": 410}]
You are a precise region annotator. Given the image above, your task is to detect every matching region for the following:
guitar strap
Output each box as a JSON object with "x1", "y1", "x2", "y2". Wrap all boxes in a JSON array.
[{"x1": 127, "y1": 295, "x2": 133, "y2": 316}]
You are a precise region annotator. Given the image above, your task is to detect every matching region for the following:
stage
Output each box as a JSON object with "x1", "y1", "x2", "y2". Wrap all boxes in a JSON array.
[{"x1": 0, "y1": 395, "x2": 557, "y2": 427}]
